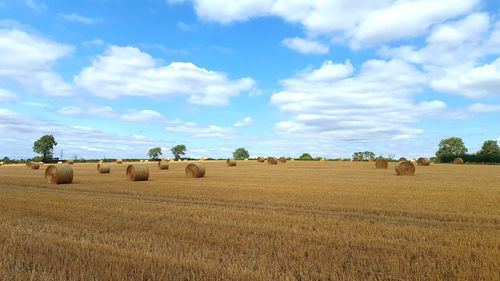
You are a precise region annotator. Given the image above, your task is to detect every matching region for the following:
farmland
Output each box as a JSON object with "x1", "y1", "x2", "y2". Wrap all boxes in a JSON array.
[{"x1": 0, "y1": 161, "x2": 499, "y2": 280}]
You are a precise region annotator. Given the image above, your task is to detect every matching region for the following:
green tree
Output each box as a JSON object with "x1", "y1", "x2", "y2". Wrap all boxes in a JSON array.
[
  {"x1": 299, "y1": 153, "x2": 313, "y2": 160},
  {"x1": 148, "y1": 147, "x2": 163, "y2": 160},
  {"x1": 479, "y1": 140, "x2": 500, "y2": 156},
  {"x1": 232, "y1": 147, "x2": 249, "y2": 160},
  {"x1": 171, "y1": 145, "x2": 186, "y2": 160},
  {"x1": 436, "y1": 137, "x2": 468, "y2": 160},
  {"x1": 352, "y1": 151, "x2": 375, "y2": 160},
  {"x1": 33, "y1": 134, "x2": 58, "y2": 162}
]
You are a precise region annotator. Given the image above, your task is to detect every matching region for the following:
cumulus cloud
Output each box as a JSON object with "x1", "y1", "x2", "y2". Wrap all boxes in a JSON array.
[
  {"x1": 176, "y1": 0, "x2": 479, "y2": 47},
  {"x1": 271, "y1": 59, "x2": 446, "y2": 142},
  {"x1": 281, "y1": 37, "x2": 329, "y2": 54},
  {"x1": 57, "y1": 106, "x2": 116, "y2": 118},
  {"x1": 468, "y1": 103, "x2": 500, "y2": 113},
  {"x1": 58, "y1": 13, "x2": 102, "y2": 24},
  {"x1": 0, "y1": 108, "x2": 168, "y2": 158},
  {"x1": 234, "y1": 117, "x2": 252, "y2": 127},
  {"x1": 0, "y1": 28, "x2": 74, "y2": 96},
  {"x1": 75, "y1": 46, "x2": 255, "y2": 105},
  {"x1": 0, "y1": 89, "x2": 18, "y2": 102},
  {"x1": 166, "y1": 121, "x2": 233, "y2": 137},
  {"x1": 119, "y1": 110, "x2": 164, "y2": 122}
]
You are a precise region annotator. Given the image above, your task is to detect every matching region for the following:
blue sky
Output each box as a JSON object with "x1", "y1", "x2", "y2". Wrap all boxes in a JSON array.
[{"x1": 0, "y1": 0, "x2": 499, "y2": 160}]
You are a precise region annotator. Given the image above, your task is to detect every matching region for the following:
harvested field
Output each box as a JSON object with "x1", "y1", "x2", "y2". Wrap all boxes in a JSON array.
[{"x1": 0, "y1": 161, "x2": 499, "y2": 280}]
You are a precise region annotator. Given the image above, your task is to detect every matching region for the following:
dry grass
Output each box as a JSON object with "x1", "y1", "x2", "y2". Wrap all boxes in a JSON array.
[{"x1": 0, "y1": 161, "x2": 499, "y2": 280}]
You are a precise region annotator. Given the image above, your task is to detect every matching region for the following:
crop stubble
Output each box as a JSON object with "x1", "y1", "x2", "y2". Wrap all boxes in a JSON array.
[{"x1": 0, "y1": 161, "x2": 499, "y2": 280}]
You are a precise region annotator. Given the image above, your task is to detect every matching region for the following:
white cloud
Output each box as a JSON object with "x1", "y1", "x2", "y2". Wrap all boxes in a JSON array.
[
  {"x1": 0, "y1": 89, "x2": 18, "y2": 102},
  {"x1": 0, "y1": 28, "x2": 74, "y2": 96},
  {"x1": 83, "y1": 38, "x2": 105, "y2": 47},
  {"x1": 271, "y1": 59, "x2": 446, "y2": 142},
  {"x1": 177, "y1": 0, "x2": 479, "y2": 48},
  {"x1": 58, "y1": 13, "x2": 101, "y2": 24},
  {"x1": 380, "y1": 14, "x2": 500, "y2": 99},
  {"x1": 281, "y1": 37, "x2": 329, "y2": 54},
  {"x1": 75, "y1": 46, "x2": 255, "y2": 105},
  {"x1": 468, "y1": 103, "x2": 500, "y2": 113},
  {"x1": 57, "y1": 106, "x2": 117, "y2": 118},
  {"x1": 431, "y1": 58, "x2": 500, "y2": 98},
  {"x1": 166, "y1": 121, "x2": 233, "y2": 137},
  {"x1": 25, "y1": 0, "x2": 47, "y2": 11},
  {"x1": 119, "y1": 110, "x2": 164, "y2": 122},
  {"x1": 234, "y1": 117, "x2": 252, "y2": 127},
  {"x1": 0, "y1": 108, "x2": 167, "y2": 159},
  {"x1": 57, "y1": 106, "x2": 83, "y2": 116}
]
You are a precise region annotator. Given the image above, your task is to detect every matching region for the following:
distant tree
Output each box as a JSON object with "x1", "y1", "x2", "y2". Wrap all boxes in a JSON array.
[
  {"x1": 232, "y1": 148, "x2": 249, "y2": 160},
  {"x1": 299, "y1": 153, "x2": 313, "y2": 160},
  {"x1": 33, "y1": 134, "x2": 57, "y2": 163},
  {"x1": 352, "y1": 151, "x2": 375, "y2": 160},
  {"x1": 436, "y1": 137, "x2": 468, "y2": 160},
  {"x1": 479, "y1": 140, "x2": 500, "y2": 156},
  {"x1": 171, "y1": 145, "x2": 186, "y2": 160},
  {"x1": 148, "y1": 147, "x2": 163, "y2": 160}
]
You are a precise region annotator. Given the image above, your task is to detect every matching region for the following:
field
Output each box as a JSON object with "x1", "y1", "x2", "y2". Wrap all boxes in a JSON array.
[{"x1": 0, "y1": 161, "x2": 499, "y2": 280}]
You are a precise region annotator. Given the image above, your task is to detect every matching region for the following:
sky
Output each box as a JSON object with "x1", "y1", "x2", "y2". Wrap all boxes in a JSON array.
[{"x1": 0, "y1": 0, "x2": 499, "y2": 160}]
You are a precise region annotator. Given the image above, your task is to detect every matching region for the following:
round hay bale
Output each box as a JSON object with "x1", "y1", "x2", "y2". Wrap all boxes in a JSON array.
[
  {"x1": 30, "y1": 162, "x2": 40, "y2": 170},
  {"x1": 244, "y1": 158, "x2": 248, "y2": 161},
  {"x1": 98, "y1": 164, "x2": 110, "y2": 174},
  {"x1": 45, "y1": 165, "x2": 73, "y2": 184},
  {"x1": 267, "y1": 157, "x2": 278, "y2": 165},
  {"x1": 67, "y1": 160, "x2": 74, "y2": 164},
  {"x1": 185, "y1": 163, "x2": 205, "y2": 178},
  {"x1": 395, "y1": 161, "x2": 415, "y2": 176},
  {"x1": 399, "y1": 157, "x2": 407, "y2": 162},
  {"x1": 116, "y1": 158, "x2": 123, "y2": 164},
  {"x1": 375, "y1": 158, "x2": 388, "y2": 169},
  {"x1": 291, "y1": 158, "x2": 295, "y2": 161},
  {"x1": 57, "y1": 161, "x2": 63, "y2": 164},
  {"x1": 158, "y1": 161, "x2": 169, "y2": 170},
  {"x1": 257, "y1": 157, "x2": 265, "y2": 163},
  {"x1": 368, "y1": 158, "x2": 374, "y2": 162},
  {"x1": 140, "y1": 160, "x2": 145, "y2": 163},
  {"x1": 278, "y1": 157, "x2": 287, "y2": 163},
  {"x1": 227, "y1": 159, "x2": 236, "y2": 166},
  {"x1": 26, "y1": 161, "x2": 32, "y2": 168},
  {"x1": 353, "y1": 157, "x2": 361, "y2": 162},
  {"x1": 126, "y1": 165, "x2": 149, "y2": 181},
  {"x1": 453, "y1": 158, "x2": 464, "y2": 164},
  {"x1": 162, "y1": 158, "x2": 171, "y2": 162},
  {"x1": 416, "y1": 157, "x2": 431, "y2": 166},
  {"x1": 99, "y1": 160, "x2": 104, "y2": 164}
]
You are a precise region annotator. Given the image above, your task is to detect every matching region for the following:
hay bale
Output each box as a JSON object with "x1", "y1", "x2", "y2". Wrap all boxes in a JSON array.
[
  {"x1": 395, "y1": 161, "x2": 415, "y2": 176},
  {"x1": 30, "y1": 162, "x2": 40, "y2": 170},
  {"x1": 45, "y1": 165, "x2": 73, "y2": 184},
  {"x1": 185, "y1": 163, "x2": 205, "y2": 178},
  {"x1": 267, "y1": 157, "x2": 278, "y2": 165},
  {"x1": 26, "y1": 161, "x2": 32, "y2": 168},
  {"x1": 227, "y1": 159, "x2": 236, "y2": 166},
  {"x1": 375, "y1": 158, "x2": 388, "y2": 169},
  {"x1": 140, "y1": 160, "x2": 145, "y2": 163},
  {"x1": 353, "y1": 157, "x2": 361, "y2": 162},
  {"x1": 257, "y1": 157, "x2": 265, "y2": 163},
  {"x1": 453, "y1": 158, "x2": 464, "y2": 164},
  {"x1": 158, "y1": 161, "x2": 169, "y2": 170},
  {"x1": 278, "y1": 157, "x2": 287, "y2": 163},
  {"x1": 57, "y1": 161, "x2": 63, "y2": 164},
  {"x1": 417, "y1": 157, "x2": 431, "y2": 166},
  {"x1": 244, "y1": 158, "x2": 248, "y2": 161},
  {"x1": 98, "y1": 164, "x2": 111, "y2": 174},
  {"x1": 99, "y1": 160, "x2": 104, "y2": 164},
  {"x1": 291, "y1": 158, "x2": 295, "y2": 161},
  {"x1": 126, "y1": 165, "x2": 149, "y2": 181},
  {"x1": 116, "y1": 158, "x2": 123, "y2": 164},
  {"x1": 162, "y1": 158, "x2": 171, "y2": 162},
  {"x1": 399, "y1": 157, "x2": 407, "y2": 162}
]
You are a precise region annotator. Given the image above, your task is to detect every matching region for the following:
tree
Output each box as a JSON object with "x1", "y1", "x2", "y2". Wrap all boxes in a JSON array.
[
  {"x1": 299, "y1": 153, "x2": 313, "y2": 160},
  {"x1": 33, "y1": 134, "x2": 57, "y2": 162},
  {"x1": 148, "y1": 147, "x2": 163, "y2": 160},
  {"x1": 352, "y1": 151, "x2": 375, "y2": 160},
  {"x1": 232, "y1": 147, "x2": 249, "y2": 160},
  {"x1": 436, "y1": 137, "x2": 468, "y2": 160},
  {"x1": 479, "y1": 140, "x2": 500, "y2": 156},
  {"x1": 171, "y1": 145, "x2": 186, "y2": 160}
]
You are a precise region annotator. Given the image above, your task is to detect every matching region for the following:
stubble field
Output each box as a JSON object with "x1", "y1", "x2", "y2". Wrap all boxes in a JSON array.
[{"x1": 0, "y1": 161, "x2": 499, "y2": 281}]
